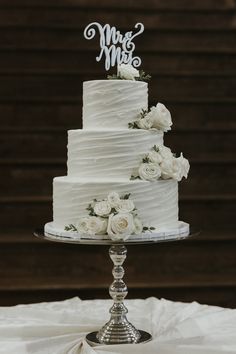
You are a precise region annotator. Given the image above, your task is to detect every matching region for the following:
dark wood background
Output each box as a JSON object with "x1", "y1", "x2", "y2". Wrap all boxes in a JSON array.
[{"x1": 0, "y1": 0, "x2": 236, "y2": 307}]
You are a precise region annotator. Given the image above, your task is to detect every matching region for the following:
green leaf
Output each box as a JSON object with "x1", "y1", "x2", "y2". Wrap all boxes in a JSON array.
[
  {"x1": 123, "y1": 193, "x2": 131, "y2": 200},
  {"x1": 65, "y1": 224, "x2": 77, "y2": 232},
  {"x1": 130, "y1": 175, "x2": 141, "y2": 180},
  {"x1": 136, "y1": 70, "x2": 151, "y2": 82},
  {"x1": 140, "y1": 109, "x2": 148, "y2": 119},
  {"x1": 107, "y1": 74, "x2": 119, "y2": 80},
  {"x1": 134, "y1": 122, "x2": 141, "y2": 129},
  {"x1": 142, "y1": 156, "x2": 150, "y2": 163},
  {"x1": 143, "y1": 226, "x2": 156, "y2": 233},
  {"x1": 89, "y1": 210, "x2": 96, "y2": 216},
  {"x1": 128, "y1": 121, "x2": 140, "y2": 129},
  {"x1": 152, "y1": 145, "x2": 159, "y2": 152}
]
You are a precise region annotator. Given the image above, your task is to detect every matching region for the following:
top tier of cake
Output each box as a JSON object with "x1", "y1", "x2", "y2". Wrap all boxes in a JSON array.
[{"x1": 83, "y1": 80, "x2": 148, "y2": 130}]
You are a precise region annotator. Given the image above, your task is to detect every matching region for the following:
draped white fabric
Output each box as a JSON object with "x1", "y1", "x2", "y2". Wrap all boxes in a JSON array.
[{"x1": 0, "y1": 297, "x2": 235, "y2": 354}]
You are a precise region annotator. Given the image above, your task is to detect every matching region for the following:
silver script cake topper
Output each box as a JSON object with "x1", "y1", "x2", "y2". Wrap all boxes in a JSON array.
[{"x1": 84, "y1": 22, "x2": 144, "y2": 71}]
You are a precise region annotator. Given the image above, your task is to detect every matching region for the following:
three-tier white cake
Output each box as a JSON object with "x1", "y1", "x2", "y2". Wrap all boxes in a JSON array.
[{"x1": 45, "y1": 65, "x2": 190, "y2": 241}]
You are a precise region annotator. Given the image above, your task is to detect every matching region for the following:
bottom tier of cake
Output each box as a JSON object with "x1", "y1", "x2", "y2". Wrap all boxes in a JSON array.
[{"x1": 51, "y1": 176, "x2": 184, "y2": 237}]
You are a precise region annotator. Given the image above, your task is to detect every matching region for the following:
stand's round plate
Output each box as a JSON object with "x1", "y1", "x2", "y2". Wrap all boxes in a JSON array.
[
  {"x1": 86, "y1": 330, "x2": 152, "y2": 346},
  {"x1": 34, "y1": 224, "x2": 199, "y2": 245}
]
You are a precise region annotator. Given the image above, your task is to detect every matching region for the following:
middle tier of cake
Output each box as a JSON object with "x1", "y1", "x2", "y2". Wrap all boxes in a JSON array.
[{"x1": 67, "y1": 129, "x2": 164, "y2": 179}]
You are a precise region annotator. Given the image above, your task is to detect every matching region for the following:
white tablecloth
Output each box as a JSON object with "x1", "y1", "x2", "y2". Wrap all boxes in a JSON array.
[{"x1": 0, "y1": 297, "x2": 235, "y2": 353}]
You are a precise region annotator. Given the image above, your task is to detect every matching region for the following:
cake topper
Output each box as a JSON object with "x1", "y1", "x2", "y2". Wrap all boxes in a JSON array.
[{"x1": 84, "y1": 22, "x2": 144, "y2": 71}]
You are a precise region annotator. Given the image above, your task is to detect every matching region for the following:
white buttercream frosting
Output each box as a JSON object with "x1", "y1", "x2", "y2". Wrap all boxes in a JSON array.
[
  {"x1": 53, "y1": 177, "x2": 179, "y2": 230},
  {"x1": 83, "y1": 80, "x2": 148, "y2": 130},
  {"x1": 49, "y1": 78, "x2": 188, "y2": 238},
  {"x1": 67, "y1": 129, "x2": 163, "y2": 179}
]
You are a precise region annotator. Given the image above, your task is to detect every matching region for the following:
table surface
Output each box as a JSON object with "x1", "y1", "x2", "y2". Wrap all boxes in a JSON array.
[{"x1": 0, "y1": 297, "x2": 235, "y2": 354}]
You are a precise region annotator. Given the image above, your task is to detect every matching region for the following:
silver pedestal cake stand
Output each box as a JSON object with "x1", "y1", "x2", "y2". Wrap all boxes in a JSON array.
[{"x1": 34, "y1": 227, "x2": 197, "y2": 346}]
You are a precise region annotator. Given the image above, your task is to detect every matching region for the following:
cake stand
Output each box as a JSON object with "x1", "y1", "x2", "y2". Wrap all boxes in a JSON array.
[{"x1": 34, "y1": 227, "x2": 198, "y2": 346}]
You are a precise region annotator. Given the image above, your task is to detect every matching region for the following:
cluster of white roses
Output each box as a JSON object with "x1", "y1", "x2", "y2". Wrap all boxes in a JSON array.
[
  {"x1": 65, "y1": 192, "x2": 154, "y2": 241},
  {"x1": 107, "y1": 63, "x2": 151, "y2": 82},
  {"x1": 117, "y1": 63, "x2": 139, "y2": 81},
  {"x1": 129, "y1": 103, "x2": 172, "y2": 133},
  {"x1": 132, "y1": 145, "x2": 190, "y2": 182}
]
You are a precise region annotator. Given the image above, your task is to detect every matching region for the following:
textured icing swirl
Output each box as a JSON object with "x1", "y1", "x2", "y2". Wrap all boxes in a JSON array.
[
  {"x1": 51, "y1": 79, "x2": 182, "y2": 234},
  {"x1": 67, "y1": 129, "x2": 163, "y2": 180},
  {"x1": 83, "y1": 80, "x2": 148, "y2": 130},
  {"x1": 53, "y1": 177, "x2": 179, "y2": 229}
]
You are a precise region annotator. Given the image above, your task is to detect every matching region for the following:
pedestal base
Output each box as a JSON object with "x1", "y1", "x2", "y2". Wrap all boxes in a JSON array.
[
  {"x1": 34, "y1": 227, "x2": 197, "y2": 346},
  {"x1": 86, "y1": 330, "x2": 152, "y2": 346}
]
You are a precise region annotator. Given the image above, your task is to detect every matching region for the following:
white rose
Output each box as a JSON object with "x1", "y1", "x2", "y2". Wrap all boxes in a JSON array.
[
  {"x1": 115, "y1": 199, "x2": 135, "y2": 213},
  {"x1": 172, "y1": 158, "x2": 184, "y2": 181},
  {"x1": 133, "y1": 217, "x2": 143, "y2": 235},
  {"x1": 117, "y1": 63, "x2": 139, "y2": 81},
  {"x1": 177, "y1": 152, "x2": 190, "y2": 178},
  {"x1": 138, "y1": 163, "x2": 162, "y2": 181},
  {"x1": 76, "y1": 217, "x2": 90, "y2": 234},
  {"x1": 107, "y1": 213, "x2": 135, "y2": 241},
  {"x1": 137, "y1": 116, "x2": 153, "y2": 130},
  {"x1": 160, "y1": 156, "x2": 185, "y2": 181},
  {"x1": 160, "y1": 159, "x2": 175, "y2": 180},
  {"x1": 148, "y1": 150, "x2": 163, "y2": 164},
  {"x1": 87, "y1": 217, "x2": 108, "y2": 235},
  {"x1": 173, "y1": 153, "x2": 190, "y2": 181},
  {"x1": 76, "y1": 217, "x2": 107, "y2": 235},
  {"x1": 146, "y1": 103, "x2": 172, "y2": 132},
  {"x1": 107, "y1": 191, "x2": 120, "y2": 208},
  {"x1": 94, "y1": 200, "x2": 111, "y2": 217},
  {"x1": 158, "y1": 145, "x2": 173, "y2": 160}
]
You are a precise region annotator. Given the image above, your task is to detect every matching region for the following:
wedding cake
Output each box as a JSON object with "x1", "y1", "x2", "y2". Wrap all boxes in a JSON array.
[{"x1": 45, "y1": 64, "x2": 190, "y2": 241}]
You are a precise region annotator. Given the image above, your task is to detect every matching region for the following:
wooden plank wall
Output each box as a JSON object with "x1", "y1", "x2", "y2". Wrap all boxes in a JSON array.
[{"x1": 0, "y1": 0, "x2": 236, "y2": 307}]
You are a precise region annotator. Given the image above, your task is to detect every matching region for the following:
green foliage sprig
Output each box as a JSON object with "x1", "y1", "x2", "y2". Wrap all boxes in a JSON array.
[
  {"x1": 86, "y1": 203, "x2": 96, "y2": 216},
  {"x1": 107, "y1": 69, "x2": 151, "y2": 83},
  {"x1": 107, "y1": 74, "x2": 121, "y2": 80},
  {"x1": 130, "y1": 175, "x2": 141, "y2": 180},
  {"x1": 136, "y1": 70, "x2": 151, "y2": 82},
  {"x1": 142, "y1": 226, "x2": 155, "y2": 232},
  {"x1": 128, "y1": 121, "x2": 140, "y2": 129},
  {"x1": 128, "y1": 109, "x2": 149, "y2": 130},
  {"x1": 152, "y1": 145, "x2": 159, "y2": 152},
  {"x1": 142, "y1": 156, "x2": 151, "y2": 163},
  {"x1": 65, "y1": 224, "x2": 77, "y2": 232}
]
